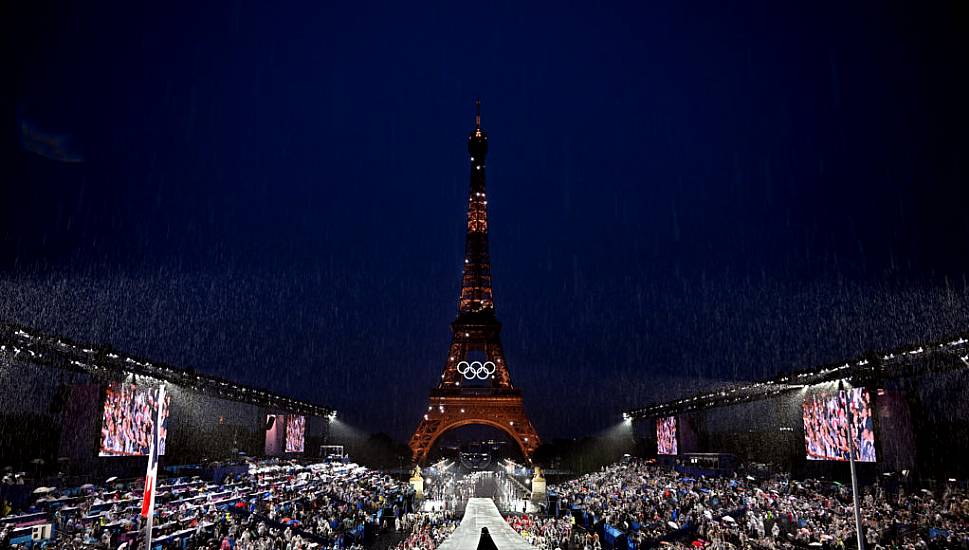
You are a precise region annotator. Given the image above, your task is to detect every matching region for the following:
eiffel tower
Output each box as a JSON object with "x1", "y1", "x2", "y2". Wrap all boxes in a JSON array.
[{"x1": 408, "y1": 101, "x2": 541, "y2": 463}]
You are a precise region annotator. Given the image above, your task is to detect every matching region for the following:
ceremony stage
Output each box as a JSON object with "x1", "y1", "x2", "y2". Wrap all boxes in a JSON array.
[{"x1": 438, "y1": 498, "x2": 535, "y2": 550}]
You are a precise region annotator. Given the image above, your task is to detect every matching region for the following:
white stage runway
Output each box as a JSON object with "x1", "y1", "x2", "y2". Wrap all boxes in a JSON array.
[{"x1": 438, "y1": 498, "x2": 536, "y2": 550}]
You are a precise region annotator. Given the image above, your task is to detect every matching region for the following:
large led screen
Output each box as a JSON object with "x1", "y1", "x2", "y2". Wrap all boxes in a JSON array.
[
  {"x1": 802, "y1": 387, "x2": 876, "y2": 462},
  {"x1": 285, "y1": 415, "x2": 305, "y2": 453},
  {"x1": 99, "y1": 383, "x2": 170, "y2": 457},
  {"x1": 656, "y1": 416, "x2": 678, "y2": 455}
]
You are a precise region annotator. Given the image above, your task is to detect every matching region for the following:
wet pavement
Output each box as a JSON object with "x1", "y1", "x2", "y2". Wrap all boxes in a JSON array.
[{"x1": 438, "y1": 498, "x2": 536, "y2": 550}]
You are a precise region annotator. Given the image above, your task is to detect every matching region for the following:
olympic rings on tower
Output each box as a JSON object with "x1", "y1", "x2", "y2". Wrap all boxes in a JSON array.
[{"x1": 456, "y1": 360, "x2": 496, "y2": 380}]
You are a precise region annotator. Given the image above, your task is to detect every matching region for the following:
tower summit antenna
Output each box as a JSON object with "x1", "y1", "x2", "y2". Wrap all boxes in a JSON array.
[{"x1": 474, "y1": 98, "x2": 481, "y2": 133}]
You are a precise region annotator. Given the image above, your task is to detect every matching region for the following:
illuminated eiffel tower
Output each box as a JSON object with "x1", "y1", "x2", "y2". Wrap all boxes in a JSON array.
[{"x1": 408, "y1": 101, "x2": 541, "y2": 463}]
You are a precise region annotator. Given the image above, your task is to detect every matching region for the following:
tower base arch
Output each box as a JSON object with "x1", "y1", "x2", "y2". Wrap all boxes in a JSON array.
[{"x1": 409, "y1": 390, "x2": 540, "y2": 464}]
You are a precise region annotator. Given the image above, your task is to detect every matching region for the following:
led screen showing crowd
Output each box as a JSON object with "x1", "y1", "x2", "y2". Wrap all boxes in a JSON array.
[
  {"x1": 286, "y1": 414, "x2": 305, "y2": 453},
  {"x1": 802, "y1": 387, "x2": 876, "y2": 462},
  {"x1": 656, "y1": 415, "x2": 678, "y2": 455},
  {"x1": 99, "y1": 383, "x2": 170, "y2": 457}
]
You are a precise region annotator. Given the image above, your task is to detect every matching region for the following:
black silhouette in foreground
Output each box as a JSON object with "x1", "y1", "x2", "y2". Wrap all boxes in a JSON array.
[{"x1": 477, "y1": 527, "x2": 499, "y2": 550}]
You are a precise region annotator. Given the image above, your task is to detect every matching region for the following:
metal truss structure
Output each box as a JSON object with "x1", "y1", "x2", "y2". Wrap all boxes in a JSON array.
[
  {"x1": 624, "y1": 332, "x2": 969, "y2": 420},
  {"x1": 0, "y1": 322, "x2": 336, "y2": 418},
  {"x1": 409, "y1": 101, "x2": 540, "y2": 463}
]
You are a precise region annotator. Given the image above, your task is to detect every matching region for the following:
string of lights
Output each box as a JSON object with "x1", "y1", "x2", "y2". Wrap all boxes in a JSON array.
[
  {"x1": 0, "y1": 321, "x2": 336, "y2": 418},
  {"x1": 623, "y1": 331, "x2": 969, "y2": 420}
]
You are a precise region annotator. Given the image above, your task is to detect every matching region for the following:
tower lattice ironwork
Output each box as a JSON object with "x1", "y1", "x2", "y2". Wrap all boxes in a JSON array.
[{"x1": 409, "y1": 101, "x2": 541, "y2": 463}]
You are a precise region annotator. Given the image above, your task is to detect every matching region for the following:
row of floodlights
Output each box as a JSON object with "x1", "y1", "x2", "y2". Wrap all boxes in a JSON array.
[
  {"x1": 0, "y1": 345, "x2": 39, "y2": 359},
  {"x1": 3, "y1": 325, "x2": 336, "y2": 417},
  {"x1": 624, "y1": 333, "x2": 968, "y2": 419}
]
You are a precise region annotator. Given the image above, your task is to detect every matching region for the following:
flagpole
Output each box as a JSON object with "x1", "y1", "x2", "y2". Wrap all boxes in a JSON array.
[
  {"x1": 143, "y1": 385, "x2": 166, "y2": 550},
  {"x1": 144, "y1": 491, "x2": 154, "y2": 550},
  {"x1": 840, "y1": 380, "x2": 865, "y2": 550}
]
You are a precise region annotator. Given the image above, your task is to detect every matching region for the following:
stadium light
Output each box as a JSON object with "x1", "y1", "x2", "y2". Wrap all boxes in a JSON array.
[
  {"x1": 621, "y1": 329, "x2": 969, "y2": 420},
  {"x1": 1, "y1": 322, "x2": 337, "y2": 419}
]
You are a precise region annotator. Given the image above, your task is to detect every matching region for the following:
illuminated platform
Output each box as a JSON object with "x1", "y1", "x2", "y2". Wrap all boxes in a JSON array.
[{"x1": 439, "y1": 498, "x2": 535, "y2": 550}]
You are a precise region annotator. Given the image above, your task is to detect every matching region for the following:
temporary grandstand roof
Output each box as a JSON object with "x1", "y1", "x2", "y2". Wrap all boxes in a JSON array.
[
  {"x1": 624, "y1": 331, "x2": 969, "y2": 420},
  {"x1": 0, "y1": 322, "x2": 336, "y2": 418}
]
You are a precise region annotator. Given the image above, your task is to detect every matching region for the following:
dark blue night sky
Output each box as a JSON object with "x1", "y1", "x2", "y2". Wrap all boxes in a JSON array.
[{"x1": 5, "y1": 1, "x2": 968, "y2": 440}]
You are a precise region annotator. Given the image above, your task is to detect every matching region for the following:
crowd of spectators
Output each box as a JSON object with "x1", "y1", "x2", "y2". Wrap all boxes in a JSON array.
[
  {"x1": 802, "y1": 389, "x2": 876, "y2": 463},
  {"x1": 656, "y1": 418, "x2": 678, "y2": 457},
  {"x1": 536, "y1": 460, "x2": 969, "y2": 549},
  {"x1": 387, "y1": 511, "x2": 458, "y2": 550},
  {"x1": 99, "y1": 384, "x2": 169, "y2": 457},
  {"x1": 1, "y1": 460, "x2": 416, "y2": 550},
  {"x1": 284, "y1": 417, "x2": 306, "y2": 454},
  {"x1": 506, "y1": 514, "x2": 594, "y2": 550},
  {"x1": 10, "y1": 457, "x2": 969, "y2": 550}
]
